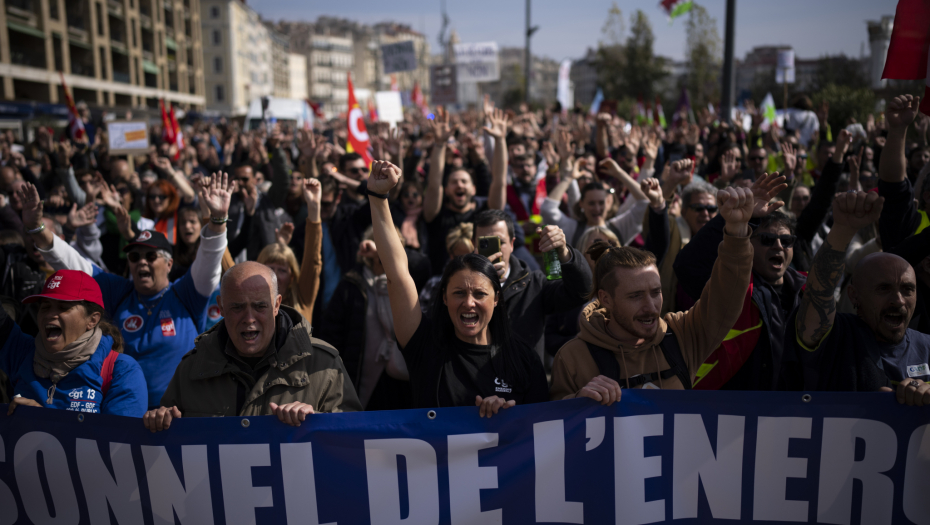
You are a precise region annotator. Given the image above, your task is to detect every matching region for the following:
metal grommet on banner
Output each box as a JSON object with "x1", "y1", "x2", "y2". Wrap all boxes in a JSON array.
[
  {"x1": 427, "y1": 410, "x2": 437, "y2": 420},
  {"x1": 77, "y1": 414, "x2": 84, "y2": 423},
  {"x1": 802, "y1": 394, "x2": 812, "y2": 403},
  {"x1": 241, "y1": 418, "x2": 250, "y2": 428}
]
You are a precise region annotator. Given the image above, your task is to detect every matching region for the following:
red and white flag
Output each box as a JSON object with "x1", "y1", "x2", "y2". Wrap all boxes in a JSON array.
[
  {"x1": 882, "y1": 0, "x2": 930, "y2": 115},
  {"x1": 346, "y1": 73, "x2": 372, "y2": 166},
  {"x1": 168, "y1": 104, "x2": 183, "y2": 160},
  {"x1": 59, "y1": 72, "x2": 85, "y2": 142}
]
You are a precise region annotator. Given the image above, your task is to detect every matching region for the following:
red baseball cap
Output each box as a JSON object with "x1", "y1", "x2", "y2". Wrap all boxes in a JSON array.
[{"x1": 22, "y1": 270, "x2": 104, "y2": 309}]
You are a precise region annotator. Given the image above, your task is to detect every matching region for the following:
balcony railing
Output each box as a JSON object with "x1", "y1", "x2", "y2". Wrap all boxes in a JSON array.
[{"x1": 113, "y1": 72, "x2": 131, "y2": 84}]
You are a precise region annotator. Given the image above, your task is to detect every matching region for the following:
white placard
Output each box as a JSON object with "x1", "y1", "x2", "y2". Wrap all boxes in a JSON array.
[
  {"x1": 557, "y1": 59, "x2": 573, "y2": 111},
  {"x1": 107, "y1": 120, "x2": 149, "y2": 154},
  {"x1": 375, "y1": 91, "x2": 404, "y2": 128},
  {"x1": 776, "y1": 67, "x2": 796, "y2": 84},
  {"x1": 453, "y1": 42, "x2": 500, "y2": 83},
  {"x1": 381, "y1": 41, "x2": 417, "y2": 74},
  {"x1": 777, "y1": 50, "x2": 795, "y2": 69}
]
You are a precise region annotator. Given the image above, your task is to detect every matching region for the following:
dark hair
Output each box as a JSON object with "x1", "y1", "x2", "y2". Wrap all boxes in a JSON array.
[
  {"x1": 581, "y1": 181, "x2": 608, "y2": 200},
  {"x1": 317, "y1": 174, "x2": 340, "y2": 196},
  {"x1": 82, "y1": 301, "x2": 124, "y2": 354},
  {"x1": 514, "y1": 154, "x2": 535, "y2": 166},
  {"x1": 338, "y1": 152, "x2": 363, "y2": 173},
  {"x1": 428, "y1": 254, "x2": 531, "y2": 390},
  {"x1": 756, "y1": 211, "x2": 796, "y2": 236},
  {"x1": 472, "y1": 209, "x2": 515, "y2": 242}
]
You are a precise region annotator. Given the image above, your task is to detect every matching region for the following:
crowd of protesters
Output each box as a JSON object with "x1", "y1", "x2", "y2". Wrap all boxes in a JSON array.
[{"x1": 2, "y1": 89, "x2": 930, "y2": 430}]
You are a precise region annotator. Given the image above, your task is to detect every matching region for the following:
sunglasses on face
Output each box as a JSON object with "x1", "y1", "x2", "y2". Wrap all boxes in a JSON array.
[
  {"x1": 756, "y1": 232, "x2": 797, "y2": 248},
  {"x1": 148, "y1": 194, "x2": 167, "y2": 201},
  {"x1": 749, "y1": 156, "x2": 766, "y2": 162},
  {"x1": 348, "y1": 167, "x2": 368, "y2": 174},
  {"x1": 127, "y1": 251, "x2": 161, "y2": 263},
  {"x1": 689, "y1": 204, "x2": 718, "y2": 213}
]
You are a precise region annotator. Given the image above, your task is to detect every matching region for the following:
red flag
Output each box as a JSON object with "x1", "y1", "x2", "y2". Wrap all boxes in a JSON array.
[
  {"x1": 159, "y1": 99, "x2": 175, "y2": 144},
  {"x1": 307, "y1": 100, "x2": 325, "y2": 119},
  {"x1": 411, "y1": 81, "x2": 427, "y2": 116},
  {"x1": 346, "y1": 73, "x2": 372, "y2": 166},
  {"x1": 882, "y1": 0, "x2": 930, "y2": 115},
  {"x1": 59, "y1": 72, "x2": 85, "y2": 141},
  {"x1": 169, "y1": 104, "x2": 183, "y2": 160},
  {"x1": 367, "y1": 98, "x2": 378, "y2": 122}
]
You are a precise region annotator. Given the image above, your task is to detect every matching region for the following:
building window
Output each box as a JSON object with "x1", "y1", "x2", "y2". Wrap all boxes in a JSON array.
[
  {"x1": 213, "y1": 57, "x2": 222, "y2": 73},
  {"x1": 131, "y1": 19, "x2": 137, "y2": 47},
  {"x1": 215, "y1": 85, "x2": 224, "y2": 101},
  {"x1": 99, "y1": 47, "x2": 107, "y2": 79},
  {"x1": 96, "y1": 2, "x2": 105, "y2": 36},
  {"x1": 210, "y1": 6, "x2": 220, "y2": 18},
  {"x1": 49, "y1": 0, "x2": 59, "y2": 20},
  {"x1": 212, "y1": 30, "x2": 221, "y2": 45}
]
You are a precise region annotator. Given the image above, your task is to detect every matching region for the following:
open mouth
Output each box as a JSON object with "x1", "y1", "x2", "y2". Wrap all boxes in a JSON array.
[
  {"x1": 454, "y1": 190, "x2": 467, "y2": 199},
  {"x1": 636, "y1": 317, "x2": 657, "y2": 328},
  {"x1": 882, "y1": 312, "x2": 906, "y2": 329},
  {"x1": 45, "y1": 324, "x2": 62, "y2": 341},
  {"x1": 137, "y1": 269, "x2": 153, "y2": 280},
  {"x1": 769, "y1": 254, "x2": 785, "y2": 270},
  {"x1": 241, "y1": 330, "x2": 260, "y2": 342},
  {"x1": 460, "y1": 313, "x2": 478, "y2": 327}
]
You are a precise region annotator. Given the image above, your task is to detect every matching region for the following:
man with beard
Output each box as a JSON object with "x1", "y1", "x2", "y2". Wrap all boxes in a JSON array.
[
  {"x1": 790, "y1": 191, "x2": 930, "y2": 401},
  {"x1": 423, "y1": 109, "x2": 508, "y2": 273},
  {"x1": 550, "y1": 186, "x2": 755, "y2": 400}
]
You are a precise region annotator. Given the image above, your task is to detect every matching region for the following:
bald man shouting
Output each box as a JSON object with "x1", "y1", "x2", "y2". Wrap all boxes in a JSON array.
[
  {"x1": 790, "y1": 191, "x2": 930, "y2": 405},
  {"x1": 144, "y1": 262, "x2": 361, "y2": 431}
]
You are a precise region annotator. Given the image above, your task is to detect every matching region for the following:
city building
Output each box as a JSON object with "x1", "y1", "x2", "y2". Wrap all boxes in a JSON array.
[
  {"x1": 482, "y1": 46, "x2": 559, "y2": 108},
  {"x1": 267, "y1": 24, "x2": 289, "y2": 99},
  {"x1": 571, "y1": 48, "x2": 598, "y2": 107},
  {"x1": 0, "y1": 0, "x2": 205, "y2": 108},
  {"x1": 288, "y1": 52, "x2": 306, "y2": 100},
  {"x1": 201, "y1": 0, "x2": 274, "y2": 115},
  {"x1": 735, "y1": 45, "x2": 868, "y2": 97}
]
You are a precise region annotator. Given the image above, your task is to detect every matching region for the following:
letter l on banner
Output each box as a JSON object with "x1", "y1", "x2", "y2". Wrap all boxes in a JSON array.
[{"x1": 346, "y1": 73, "x2": 373, "y2": 166}]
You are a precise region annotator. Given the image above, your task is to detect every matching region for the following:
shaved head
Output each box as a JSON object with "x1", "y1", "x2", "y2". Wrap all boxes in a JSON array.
[
  {"x1": 849, "y1": 253, "x2": 917, "y2": 343},
  {"x1": 221, "y1": 261, "x2": 278, "y2": 298}
]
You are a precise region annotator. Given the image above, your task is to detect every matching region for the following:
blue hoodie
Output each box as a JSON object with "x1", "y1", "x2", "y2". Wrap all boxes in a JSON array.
[{"x1": 0, "y1": 313, "x2": 147, "y2": 417}]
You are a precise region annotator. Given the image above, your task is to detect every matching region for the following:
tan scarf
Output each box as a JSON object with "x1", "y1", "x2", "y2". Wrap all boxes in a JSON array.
[{"x1": 33, "y1": 327, "x2": 102, "y2": 404}]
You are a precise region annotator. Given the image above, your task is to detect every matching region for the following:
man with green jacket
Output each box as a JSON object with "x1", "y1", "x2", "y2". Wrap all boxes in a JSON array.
[{"x1": 143, "y1": 261, "x2": 361, "y2": 431}]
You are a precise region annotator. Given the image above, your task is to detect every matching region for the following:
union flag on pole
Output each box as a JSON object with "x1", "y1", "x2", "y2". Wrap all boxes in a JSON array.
[
  {"x1": 346, "y1": 73, "x2": 372, "y2": 166},
  {"x1": 411, "y1": 81, "x2": 427, "y2": 116},
  {"x1": 168, "y1": 104, "x2": 183, "y2": 160},
  {"x1": 59, "y1": 72, "x2": 85, "y2": 141},
  {"x1": 159, "y1": 99, "x2": 175, "y2": 144},
  {"x1": 882, "y1": 0, "x2": 930, "y2": 115}
]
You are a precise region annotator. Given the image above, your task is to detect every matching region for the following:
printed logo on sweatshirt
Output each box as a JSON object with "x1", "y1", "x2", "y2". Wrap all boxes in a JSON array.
[
  {"x1": 123, "y1": 315, "x2": 144, "y2": 332},
  {"x1": 208, "y1": 305, "x2": 222, "y2": 320},
  {"x1": 161, "y1": 318, "x2": 177, "y2": 337},
  {"x1": 494, "y1": 377, "x2": 512, "y2": 394},
  {"x1": 907, "y1": 363, "x2": 929, "y2": 378}
]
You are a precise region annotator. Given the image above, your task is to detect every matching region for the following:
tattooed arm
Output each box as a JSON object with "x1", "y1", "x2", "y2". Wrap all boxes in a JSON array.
[{"x1": 797, "y1": 192, "x2": 885, "y2": 349}]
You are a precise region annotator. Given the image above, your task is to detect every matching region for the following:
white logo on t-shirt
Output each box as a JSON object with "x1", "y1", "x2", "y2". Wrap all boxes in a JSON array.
[
  {"x1": 494, "y1": 377, "x2": 511, "y2": 393},
  {"x1": 907, "y1": 363, "x2": 929, "y2": 378}
]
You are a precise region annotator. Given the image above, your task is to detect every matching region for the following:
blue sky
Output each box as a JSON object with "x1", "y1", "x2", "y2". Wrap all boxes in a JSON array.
[{"x1": 251, "y1": 0, "x2": 896, "y2": 62}]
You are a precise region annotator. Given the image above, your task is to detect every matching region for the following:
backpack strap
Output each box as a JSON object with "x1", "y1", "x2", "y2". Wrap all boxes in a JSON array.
[
  {"x1": 583, "y1": 331, "x2": 692, "y2": 389},
  {"x1": 100, "y1": 350, "x2": 120, "y2": 398}
]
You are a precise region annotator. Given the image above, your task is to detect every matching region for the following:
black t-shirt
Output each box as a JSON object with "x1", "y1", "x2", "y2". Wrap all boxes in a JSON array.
[
  {"x1": 425, "y1": 198, "x2": 488, "y2": 274},
  {"x1": 399, "y1": 316, "x2": 549, "y2": 408}
]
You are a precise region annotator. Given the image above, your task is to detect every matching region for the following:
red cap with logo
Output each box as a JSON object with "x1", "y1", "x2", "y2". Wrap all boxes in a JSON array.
[{"x1": 22, "y1": 269, "x2": 105, "y2": 309}]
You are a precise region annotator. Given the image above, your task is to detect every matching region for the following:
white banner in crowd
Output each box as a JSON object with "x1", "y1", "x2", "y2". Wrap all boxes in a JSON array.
[
  {"x1": 107, "y1": 121, "x2": 149, "y2": 155},
  {"x1": 453, "y1": 42, "x2": 500, "y2": 83},
  {"x1": 557, "y1": 59, "x2": 573, "y2": 111},
  {"x1": 777, "y1": 49, "x2": 796, "y2": 84},
  {"x1": 375, "y1": 91, "x2": 404, "y2": 128}
]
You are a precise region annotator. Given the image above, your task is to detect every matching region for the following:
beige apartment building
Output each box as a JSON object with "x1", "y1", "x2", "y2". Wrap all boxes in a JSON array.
[{"x1": 0, "y1": 0, "x2": 205, "y2": 108}]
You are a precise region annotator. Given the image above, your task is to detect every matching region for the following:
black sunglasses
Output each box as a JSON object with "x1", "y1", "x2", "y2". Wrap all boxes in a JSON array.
[
  {"x1": 127, "y1": 251, "x2": 161, "y2": 263},
  {"x1": 756, "y1": 232, "x2": 797, "y2": 248},
  {"x1": 148, "y1": 194, "x2": 167, "y2": 201},
  {"x1": 688, "y1": 204, "x2": 718, "y2": 213},
  {"x1": 348, "y1": 167, "x2": 368, "y2": 174}
]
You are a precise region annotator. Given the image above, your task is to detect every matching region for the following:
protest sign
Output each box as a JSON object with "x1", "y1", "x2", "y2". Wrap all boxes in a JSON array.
[
  {"x1": 107, "y1": 121, "x2": 149, "y2": 155},
  {"x1": 381, "y1": 41, "x2": 417, "y2": 74},
  {"x1": 453, "y1": 42, "x2": 500, "y2": 83},
  {"x1": 375, "y1": 91, "x2": 404, "y2": 128},
  {"x1": 430, "y1": 65, "x2": 458, "y2": 105},
  {"x1": 2, "y1": 391, "x2": 929, "y2": 524}
]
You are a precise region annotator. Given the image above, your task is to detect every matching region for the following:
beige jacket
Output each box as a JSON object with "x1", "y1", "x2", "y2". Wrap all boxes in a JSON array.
[{"x1": 550, "y1": 233, "x2": 752, "y2": 397}]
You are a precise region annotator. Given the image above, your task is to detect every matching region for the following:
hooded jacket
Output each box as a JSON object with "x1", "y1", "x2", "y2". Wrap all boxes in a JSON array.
[
  {"x1": 550, "y1": 233, "x2": 752, "y2": 397},
  {"x1": 160, "y1": 305, "x2": 361, "y2": 416}
]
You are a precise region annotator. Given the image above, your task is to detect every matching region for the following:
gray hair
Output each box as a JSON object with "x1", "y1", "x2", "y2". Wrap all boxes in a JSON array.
[
  {"x1": 220, "y1": 262, "x2": 278, "y2": 298},
  {"x1": 681, "y1": 179, "x2": 716, "y2": 207},
  {"x1": 158, "y1": 249, "x2": 173, "y2": 261}
]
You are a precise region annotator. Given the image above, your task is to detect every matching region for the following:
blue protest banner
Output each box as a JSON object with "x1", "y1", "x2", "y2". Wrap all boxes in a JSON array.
[{"x1": 1, "y1": 390, "x2": 929, "y2": 525}]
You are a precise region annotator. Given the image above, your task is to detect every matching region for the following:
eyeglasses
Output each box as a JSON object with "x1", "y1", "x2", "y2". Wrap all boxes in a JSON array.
[
  {"x1": 755, "y1": 232, "x2": 797, "y2": 248},
  {"x1": 749, "y1": 156, "x2": 766, "y2": 162},
  {"x1": 348, "y1": 167, "x2": 368, "y2": 174},
  {"x1": 127, "y1": 251, "x2": 161, "y2": 263},
  {"x1": 148, "y1": 194, "x2": 167, "y2": 201},
  {"x1": 688, "y1": 204, "x2": 718, "y2": 213}
]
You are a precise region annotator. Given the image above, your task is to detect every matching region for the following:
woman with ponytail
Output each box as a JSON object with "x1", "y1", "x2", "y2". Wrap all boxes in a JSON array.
[
  {"x1": 367, "y1": 160, "x2": 548, "y2": 416},
  {"x1": 2, "y1": 270, "x2": 147, "y2": 417}
]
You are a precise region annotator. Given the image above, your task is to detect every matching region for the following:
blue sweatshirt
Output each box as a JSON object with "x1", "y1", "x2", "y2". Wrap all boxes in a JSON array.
[{"x1": 0, "y1": 313, "x2": 147, "y2": 417}]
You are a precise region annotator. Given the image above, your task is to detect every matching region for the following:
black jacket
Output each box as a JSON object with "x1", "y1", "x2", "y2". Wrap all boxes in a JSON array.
[
  {"x1": 502, "y1": 246, "x2": 592, "y2": 361},
  {"x1": 792, "y1": 159, "x2": 844, "y2": 272},
  {"x1": 675, "y1": 214, "x2": 807, "y2": 390}
]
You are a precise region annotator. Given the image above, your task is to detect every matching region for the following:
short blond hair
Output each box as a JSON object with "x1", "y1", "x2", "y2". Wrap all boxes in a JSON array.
[{"x1": 445, "y1": 222, "x2": 474, "y2": 254}]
